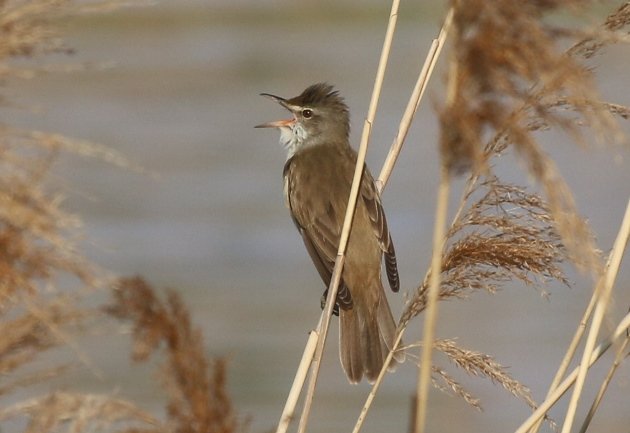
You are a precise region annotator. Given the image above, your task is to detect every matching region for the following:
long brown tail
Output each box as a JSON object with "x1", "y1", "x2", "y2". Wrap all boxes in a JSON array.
[{"x1": 339, "y1": 291, "x2": 402, "y2": 383}]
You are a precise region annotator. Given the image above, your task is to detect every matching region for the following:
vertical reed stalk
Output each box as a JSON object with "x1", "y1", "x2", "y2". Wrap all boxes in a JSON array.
[
  {"x1": 414, "y1": 168, "x2": 450, "y2": 433},
  {"x1": 377, "y1": 7, "x2": 454, "y2": 193},
  {"x1": 352, "y1": 331, "x2": 405, "y2": 433},
  {"x1": 514, "y1": 311, "x2": 630, "y2": 433},
  {"x1": 352, "y1": 12, "x2": 454, "y2": 432},
  {"x1": 578, "y1": 330, "x2": 630, "y2": 433},
  {"x1": 560, "y1": 199, "x2": 630, "y2": 433},
  {"x1": 276, "y1": 330, "x2": 318, "y2": 433},
  {"x1": 295, "y1": 1, "x2": 402, "y2": 432}
]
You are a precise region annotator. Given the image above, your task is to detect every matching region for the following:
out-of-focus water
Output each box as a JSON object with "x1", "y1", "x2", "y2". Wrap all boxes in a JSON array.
[{"x1": 4, "y1": 1, "x2": 630, "y2": 432}]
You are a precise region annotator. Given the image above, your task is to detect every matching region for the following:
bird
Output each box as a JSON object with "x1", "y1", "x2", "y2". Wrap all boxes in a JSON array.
[{"x1": 256, "y1": 83, "x2": 403, "y2": 383}]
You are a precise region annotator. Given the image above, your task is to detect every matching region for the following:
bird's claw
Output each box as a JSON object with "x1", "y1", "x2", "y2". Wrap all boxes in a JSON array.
[{"x1": 321, "y1": 289, "x2": 340, "y2": 316}]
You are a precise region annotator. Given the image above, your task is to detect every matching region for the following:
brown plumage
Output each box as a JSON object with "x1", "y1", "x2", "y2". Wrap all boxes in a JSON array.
[{"x1": 256, "y1": 83, "x2": 403, "y2": 383}]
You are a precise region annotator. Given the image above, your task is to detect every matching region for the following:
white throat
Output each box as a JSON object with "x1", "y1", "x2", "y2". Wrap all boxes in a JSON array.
[{"x1": 278, "y1": 124, "x2": 308, "y2": 159}]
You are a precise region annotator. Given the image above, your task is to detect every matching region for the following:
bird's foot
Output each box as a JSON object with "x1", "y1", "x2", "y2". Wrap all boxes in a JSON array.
[{"x1": 321, "y1": 289, "x2": 340, "y2": 316}]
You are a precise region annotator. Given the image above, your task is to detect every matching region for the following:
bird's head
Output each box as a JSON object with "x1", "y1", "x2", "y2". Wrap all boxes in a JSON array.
[{"x1": 256, "y1": 83, "x2": 350, "y2": 159}]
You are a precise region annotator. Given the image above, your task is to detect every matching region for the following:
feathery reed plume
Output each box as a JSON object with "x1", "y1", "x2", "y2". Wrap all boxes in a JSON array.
[
  {"x1": 0, "y1": 49, "x2": 102, "y2": 428},
  {"x1": 401, "y1": 176, "x2": 568, "y2": 327},
  {"x1": 0, "y1": 0, "x2": 120, "y2": 406},
  {"x1": 107, "y1": 277, "x2": 242, "y2": 433},
  {"x1": 569, "y1": 2, "x2": 630, "y2": 59},
  {"x1": 0, "y1": 391, "x2": 163, "y2": 433},
  {"x1": 398, "y1": 175, "x2": 565, "y2": 420},
  {"x1": 0, "y1": 300, "x2": 83, "y2": 393},
  {"x1": 434, "y1": 339, "x2": 539, "y2": 413},
  {"x1": 407, "y1": 2, "x2": 630, "y2": 428},
  {"x1": 439, "y1": 0, "x2": 630, "y2": 272},
  {"x1": 0, "y1": 1, "x2": 168, "y2": 432},
  {"x1": 0, "y1": 0, "x2": 72, "y2": 61},
  {"x1": 0, "y1": 132, "x2": 95, "y2": 296},
  {"x1": 431, "y1": 365, "x2": 481, "y2": 411}
]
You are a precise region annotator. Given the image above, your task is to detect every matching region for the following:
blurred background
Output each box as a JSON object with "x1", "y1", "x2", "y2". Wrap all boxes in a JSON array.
[{"x1": 4, "y1": 0, "x2": 630, "y2": 432}]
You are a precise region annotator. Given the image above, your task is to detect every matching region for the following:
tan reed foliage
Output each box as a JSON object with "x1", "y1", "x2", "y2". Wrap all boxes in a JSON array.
[
  {"x1": 1, "y1": 1, "x2": 240, "y2": 432},
  {"x1": 414, "y1": 337, "x2": 545, "y2": 416},
  {"x1": 391, "y1": 174, "x2": 567, "y2": 431},
  {"x1": 434, "y1": 339, "x2": 538, "y2": 412},
  {"x1": 401, "y1": 176, "x2": 568, "y2": 327},
  {"x1": 292, "y1": 3, "x2": 630, "y2": 432},
  {"x1": 0, "y1": 391, "x2": 163, "y2": 433},
  {"x1": 438, "y1": 0, "x2": 630, "y2": 273},
  {"x1": 394, "y1": 3, "x2": 630, "y2": 429},
  {"x1": 0, "y1": 0, "x2": 72, "y2": 62},
  {"x1": 107, "y1": 277, "x2": 243, "y2": 433},
  {"x1": 0, "y1": 299, "x2": 82, "y2": 393},
  {"x1": 0, "y1": 2, "x2": 99, "y2": 420}
]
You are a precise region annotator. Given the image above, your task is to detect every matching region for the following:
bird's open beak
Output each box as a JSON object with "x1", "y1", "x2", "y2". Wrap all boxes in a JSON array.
[
  {"x1": 255, "y1": 93, "x2": 297, "y2": 128},
  {"x1": 255, "y1": 118, "x2": 295, "y2": 128}
]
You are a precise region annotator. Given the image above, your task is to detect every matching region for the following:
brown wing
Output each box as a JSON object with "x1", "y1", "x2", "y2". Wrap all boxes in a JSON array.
[
  {"x1": 360, "y1": 168, "x2": 400, "y2": 293},
  {"x1": 283, "y1": 161, "x2": 353, "y2": 310}
]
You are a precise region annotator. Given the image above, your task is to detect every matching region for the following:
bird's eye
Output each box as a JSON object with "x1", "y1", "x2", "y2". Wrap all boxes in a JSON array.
[{"x1": 302, "y1": 109, "x2": 313, "y2": 119}]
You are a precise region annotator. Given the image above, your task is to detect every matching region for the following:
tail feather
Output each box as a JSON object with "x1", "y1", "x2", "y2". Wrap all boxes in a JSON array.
[
  {"x1": 339, "y1": 290, "x2": 403, "y2": 383},
  {"x1": 339, "y1": 309, "x2": 363, "y2": 384},
  {"x1": 361, "y1": 315, "x2": 383, "y2": 381},
  {"x1": 377, "y1": 291, "x2": 405, "y2": 364}
]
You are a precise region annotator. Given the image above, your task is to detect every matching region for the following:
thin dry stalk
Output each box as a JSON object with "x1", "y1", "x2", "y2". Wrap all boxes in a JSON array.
[
  {"x1": 352, "y1": 12, "x2": 456, "y2": 431},
  {"x1": 528, "y1": 233, "x2": 630, "y2": 433},
  {"x1": 376, "y1": 7, "x2": 454, "y2": 193},
  {"x1": 295, "y1": 1, "x2": 402, "y2": 432},
  {"x1": 515, "y1": 311, "x2": 630, "y2": 433},
  {"x1": 354, "y1": 211, "x2": 470, "y2": 433},
  {"x1": 560, "y1": 199, "x2": 630, "y2": 433},
  {"x1": 296, "y1": 255, "x2": 343, "y2": 433},
  {"x1": 414, "y1": 169, "x2": 450, "y2": 433},
  {"x1": 528, "y1": 294, "x2": 598, "y2": 433},
  {"x1": 275, "y1": 330, "x2": 317, "y2": 433},
  {"x1": 578, "y1": 329, "x2": 630, "y2": 433},
  {"x1": 352, "y1": 328, "x2": 405, "y2": 433}
]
